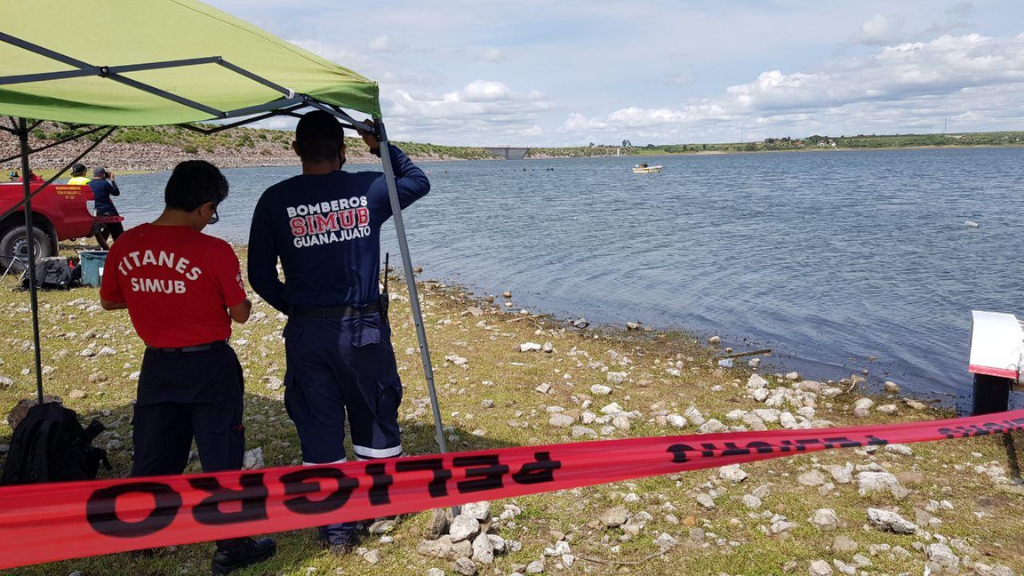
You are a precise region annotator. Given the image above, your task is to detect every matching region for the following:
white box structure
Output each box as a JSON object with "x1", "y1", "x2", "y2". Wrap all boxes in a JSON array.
[{"x1": 969, "y1": 310, "x2": 1024, "y2": 383}]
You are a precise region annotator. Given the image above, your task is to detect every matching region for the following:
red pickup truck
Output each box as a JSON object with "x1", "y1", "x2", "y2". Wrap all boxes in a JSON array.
[{"x1": 0, "y1": 183, "x2": 103, "y2": 272}]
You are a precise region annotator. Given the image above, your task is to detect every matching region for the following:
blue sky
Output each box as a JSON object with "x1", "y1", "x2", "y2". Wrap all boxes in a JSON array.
[{"x1": 208, "y1": 0, "x2": 1024, "y2": 146}]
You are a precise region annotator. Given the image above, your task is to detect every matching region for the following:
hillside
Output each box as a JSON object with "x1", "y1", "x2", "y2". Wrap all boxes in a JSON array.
[
  {"x1": 4, "y1": 124, "x2": 1023, "y2": 175},
  {"x1": 0, "y1": 123, "x2": 496, "y2": 173}
]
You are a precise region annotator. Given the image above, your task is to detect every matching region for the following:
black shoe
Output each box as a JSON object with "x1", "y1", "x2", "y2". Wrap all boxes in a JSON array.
[
  {"x1": 318, "y1": 524, "x2": 360, "y2": 556},
  {"x1": 211, "y1": 537, "x2": 276, "y2": 575}
]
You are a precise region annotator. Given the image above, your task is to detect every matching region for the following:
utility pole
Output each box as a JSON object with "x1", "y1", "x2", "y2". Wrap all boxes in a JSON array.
[{"x1": 943, "y1": 118, "x2": 947, "y2": 134}]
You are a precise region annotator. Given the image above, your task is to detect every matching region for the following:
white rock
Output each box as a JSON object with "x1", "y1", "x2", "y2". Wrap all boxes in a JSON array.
[
  {"x1": 445, "y1": 354, "x2": 468, "y2": 366},
  {"x1": 857, "y1": 472, "x2": 901, "y2": 496},
  {"x1": 97, "y1": 346, "x2": 117, "y2": 357},
  {"x1": 725, "y1": 409, "x2": 747, "y2": 421},
  {"x1": 535, "y1": 383, "x2": 551, "y2": 394},
  {"x1": 696, "y1": 493, "x2": 716, "y2": 509},
  {"x1": 654, "y1": 532, "x2": 678, "y2": 550},
  {"x1": 747, "y1": 374, "x2": 769, "y2": 390},
  {"x1": 461, "y1": 502, "x2": 491, "y2": 521},
  {"x1": 548, "y1": 413, "x2": 574, "y2": 427},
  {"x1": 79, "y1": 348, "x2": 95, "y2": 357},
  {"x1": 449, "y1": 516, "x2": 480, "y2": 543},
  {"x1": 542, "y1": 342, "x2": 554, "y2": 353},
  {"x1": 526, "y1": 558, "x2": 545, "y2": 574},
  {"x1": 243, "y1": 447, "x2": 264, "y2": 469},
  {"x1": 866, "y1": 508, "x2": 917, "y2": 534},
  {"x1": 926, "y1": 543, "x2": 960, "y2": 570},
  {"x1": 809, "y1": 559, "x2": 833, "y2": 576},
  {"x1": 666, "y1": 414, "x2": 687, "y2": 428},
  {"x1": 719, "y1": 464, "x2": 748, "y2": 483},
  {"x1": 571, "y1": 426, "x2": 597, "y2": 438},
  {"x1": 877, "y1": 404, "x2": 898, "y2": 415},
  {"x1": 472, "y1": 533, "x2": 494, "y2": 564},
  {"x1": 809, "y1": 508, "x2": 839, "y2": 530},
  {"x1": 797, "y1": 470, "x2": 826, "y2": 487},
  {"x1": 829, "y1": 464, "x2": 854, "y2": 484},
  {"x1": 453, "y1": 557, "x2": 476, "y2": 575},
  {"x1": 363, "y1": 549, "x2": 381, "y2": 564},
  {"x1": 606, "y1": 372, "x2": 628, "y2": 384},
  {"x1": 600, "y1": 506, "x2": 630, "y2": 527},
  {"x1": 697, "y1": 419, "x2": 726, "y2": 434},
  {"x1": 780, "y1": 412, "x2": 799, "y2": 429},
  {"x1": 684, "y1": 406, "x2": 705, "y2": 426},
  {"x1": 884, "y1": 381, "x2": 901, "y2": 393},
  {"x1": 883, "y1": 444, "x2": 913, "y2": 456},
  {"x1": 852, "y1": 398, "x2": 874, "y2": 417},
  {"x1": 612, "y1": 415, "x2": 631, "y2": 431},
  {"x1": 590, "y1": 384, "x2": 612, "y2": 396},
  {"x1": 600, "y1": 402, "x2": 623, "y2": 414},
  {"x1": 520, "y1": 342, "x2": 542, "y2": 353},
  {"x1": 742, "y1": 494, "x2": 762, "y2": 509},
  {"x1": 752, "y1": 388, "x2": 770, "y2": 402}
]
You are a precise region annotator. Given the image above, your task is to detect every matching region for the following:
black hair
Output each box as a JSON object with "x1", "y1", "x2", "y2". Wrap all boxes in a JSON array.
[
  {"x1": 71, "y1": 163, "x2": 87, "y2": 176},
  {"x1": 164, "y1": 160, "x2": 228, "y2": 212},
  {"x1": 294, "y1": 110, "x2": 345, "y2": 162}
]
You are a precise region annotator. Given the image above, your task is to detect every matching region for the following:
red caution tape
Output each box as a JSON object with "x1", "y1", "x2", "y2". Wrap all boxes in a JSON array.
[{"x1": 1, "y1": 409, "x2": 1023, "y2": 569}]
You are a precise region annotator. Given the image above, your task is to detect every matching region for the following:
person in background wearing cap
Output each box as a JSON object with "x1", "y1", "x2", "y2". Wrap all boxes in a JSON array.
[
  {"x1": 67, "y1": 163, "x2": 91, "y2": 186},
  {"x1": 248, "y1": 111, "x2": 429, "y2": 554},
  {"x1": 89, "y1": 166, "x2": 124, "y2": 242},
  {"x1": 99, "y1": 160, "x2": 276, "y2": 575}
]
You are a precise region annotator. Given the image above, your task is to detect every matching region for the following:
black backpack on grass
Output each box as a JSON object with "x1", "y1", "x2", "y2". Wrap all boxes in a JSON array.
[
  {"x1": 1, "y1": 402, "x2": 110, "y2": 485},
  {"x1": 20, "y1": 257, "x2": 81, "y2": 290}
]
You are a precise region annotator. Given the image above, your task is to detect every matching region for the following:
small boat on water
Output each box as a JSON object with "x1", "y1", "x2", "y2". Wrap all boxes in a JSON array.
[{"x1": 632, "y1": 164, "x2": 663, "y2": 174}]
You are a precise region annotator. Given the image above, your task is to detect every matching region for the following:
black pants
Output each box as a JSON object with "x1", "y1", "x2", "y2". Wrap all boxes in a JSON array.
[
  {"x1": 97, "y1": 210, "x2": 123, "y2": 243},
  {"x1": 131, "y1": 346, "x2": 245, "y2": 476}
]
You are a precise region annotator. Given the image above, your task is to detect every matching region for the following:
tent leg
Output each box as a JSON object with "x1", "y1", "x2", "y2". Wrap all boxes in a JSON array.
[
  {"x1": 377, "y1": 128, "x2": 449, "y2": 457},
  {"x1": 17, "y1": 118, "x2": 44, "y2": 405}
]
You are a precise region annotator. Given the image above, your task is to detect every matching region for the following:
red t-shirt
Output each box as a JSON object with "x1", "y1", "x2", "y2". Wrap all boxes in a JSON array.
[{"x1": 99, "y1": 224, "x2": 246, "y2": 348}]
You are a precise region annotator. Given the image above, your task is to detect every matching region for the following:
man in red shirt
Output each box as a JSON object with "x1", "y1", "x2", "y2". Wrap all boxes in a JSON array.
[{"x1": 99, "y1": 160, "x2": 276, "y2": 575}]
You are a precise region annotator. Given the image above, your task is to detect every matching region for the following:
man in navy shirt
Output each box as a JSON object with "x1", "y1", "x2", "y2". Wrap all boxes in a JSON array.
[
  {"x1": 248, "y1": 111, "x2": 429, "y2": 553},
  {"x1": 89, "y1": 166, "x2": 124, "y2": 242}
]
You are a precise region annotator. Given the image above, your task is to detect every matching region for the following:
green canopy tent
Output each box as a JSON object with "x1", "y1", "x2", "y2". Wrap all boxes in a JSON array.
[{"x1": 0, "y1": 0, "x2": 450, "y2": 455}]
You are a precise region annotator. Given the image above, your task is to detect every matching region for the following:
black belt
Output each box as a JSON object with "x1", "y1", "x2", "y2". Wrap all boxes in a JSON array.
[
  {"x1": 147, "y1": 340, "x2": 227, "y2": 355},
  {"x1": 289, "y1": 302, "x2": 381, "y2": 319}
]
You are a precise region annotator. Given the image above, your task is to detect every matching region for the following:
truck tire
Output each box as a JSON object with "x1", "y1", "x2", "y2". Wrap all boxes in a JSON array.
[{"x1": 0, "y1": 225, "x2": 53, "y2": 274}]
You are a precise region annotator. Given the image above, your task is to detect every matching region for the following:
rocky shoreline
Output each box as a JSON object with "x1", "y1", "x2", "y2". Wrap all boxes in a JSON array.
[
  {"x1": 1, "y1": 251, "x2": 1023, "y2": 575},
  {"x1": 0, "y1": 132, "x2": 471, "y2": 174}
]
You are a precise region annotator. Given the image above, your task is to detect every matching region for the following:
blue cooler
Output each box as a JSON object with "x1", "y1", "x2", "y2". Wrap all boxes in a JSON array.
[{"x1": 78, "y1": 250, "x2": 108, "y2": 287}]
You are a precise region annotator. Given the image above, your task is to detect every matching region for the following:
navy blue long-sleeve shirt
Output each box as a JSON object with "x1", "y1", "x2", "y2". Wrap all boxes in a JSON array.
[
  {"x1": 88, "y1": 179, "x2": 120, "y2": 214},
  {"x1": 247, "y1": 146, "x2": 430, "y2": 313}
]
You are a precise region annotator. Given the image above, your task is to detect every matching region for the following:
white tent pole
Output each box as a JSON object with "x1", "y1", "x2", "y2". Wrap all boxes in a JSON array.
[{"x1": 376, "y1": 120, "x2": 450, "y2": 457}]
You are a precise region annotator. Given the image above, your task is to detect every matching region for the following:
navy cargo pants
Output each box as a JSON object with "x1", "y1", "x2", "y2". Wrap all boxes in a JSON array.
[
  {"x1": 283, "y1": 312, "x2": 403, "y2": 542},
  {"x1": 132, "y1": 344, "x2": 245, "y2": 476}
]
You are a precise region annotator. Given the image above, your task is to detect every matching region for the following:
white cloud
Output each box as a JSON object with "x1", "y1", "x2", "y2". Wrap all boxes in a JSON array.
[
  {"x1": 851, "y1": 13, "x2": 907, "y2": 46},
  {"x1": 384, "y1": 80, "x2": 554, "y2": 145},
  {"x1": 368, "y1": 35, "x2": 393, "y2": 52},
  {"x1": 560, "y1": 33, "x2": 1024, "y2": 142},
  {"x1": 478, "y1": 48, "x2": 506, "y2": 63}
]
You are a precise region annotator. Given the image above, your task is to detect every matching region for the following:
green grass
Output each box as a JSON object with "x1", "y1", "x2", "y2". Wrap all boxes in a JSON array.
[{"x1": 1, "y1": 244, "x2": 1023, "y2": 575}]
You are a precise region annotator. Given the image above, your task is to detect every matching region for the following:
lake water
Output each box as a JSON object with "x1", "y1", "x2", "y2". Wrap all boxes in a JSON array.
[{"x1": 113, "y1": 148, "x2": 1024, "y2": 410}]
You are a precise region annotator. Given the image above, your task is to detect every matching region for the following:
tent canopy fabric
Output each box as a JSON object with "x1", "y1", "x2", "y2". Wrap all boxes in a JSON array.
[{"x1": 0, "y1": 0, "x2": 380, "y2": 126}]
